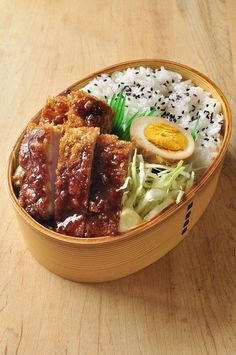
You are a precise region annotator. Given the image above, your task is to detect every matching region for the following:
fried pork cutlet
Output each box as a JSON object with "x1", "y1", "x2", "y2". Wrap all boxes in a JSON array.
[
  {"x1": 40, "y1": 96, "x2": 70, "y2": 126},
  {"x1": 66, "y1": 90, "x2": 114, "y2": 133},
  {"x1": 55, "y1": 127, "x2": 100, "y2": 237},
  {"x1": 18, "y1": 125, "x2": 62, "y2": 220},
  {"x1": 85, "y1": 134, "x2": 133, "y2": 237},
  {"x1": 39, "y1": 90, "x2": 114, "y2": 133}
]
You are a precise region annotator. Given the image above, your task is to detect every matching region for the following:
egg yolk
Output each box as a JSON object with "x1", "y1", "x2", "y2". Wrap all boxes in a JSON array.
[{"x1": 144, "y1": 122, "x2": 187, "y2": 151}]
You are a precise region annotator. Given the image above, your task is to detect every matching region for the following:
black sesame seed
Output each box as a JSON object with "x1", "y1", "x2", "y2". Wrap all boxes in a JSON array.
[
  {"x1": 88, "y1": 89, "x2": 91, "y2": 93},
  {"x1": 172, "y1": 79, "x2": 175, "y2": 83},
  {"x1": 182, "y1": 110, "x2": 185, "y2": 114}
]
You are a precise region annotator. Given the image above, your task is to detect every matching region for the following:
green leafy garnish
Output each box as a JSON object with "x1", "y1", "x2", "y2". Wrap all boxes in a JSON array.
[
  {"x1": 191, "y1": 117, "x2": 200, "y2": 141},
  {"x1": 108, "y1": 92, "x2": 157, "y2": 140}
]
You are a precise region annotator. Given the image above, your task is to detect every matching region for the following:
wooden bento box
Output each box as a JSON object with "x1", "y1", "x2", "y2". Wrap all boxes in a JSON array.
[{"x1": 7, "y1": 60, "x2": 232, "y2": 282}]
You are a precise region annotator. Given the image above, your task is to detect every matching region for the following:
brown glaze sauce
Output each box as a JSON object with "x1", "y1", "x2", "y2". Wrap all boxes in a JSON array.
[
  {"x1": 55, "y1": 143, "x2": 96, "y2": 237},
  {"x1": 85, "y1": 135, "x2": 133, "y2": 237},
  {"x1": 41, "y1": 97, "x2": 69, "y2": 125},
  {"x1": 72, "y1": 97, "x2": 105, "y2": 128},
  {"x1": 19, "y1": 129, "x2": 52, "y2": 220}
]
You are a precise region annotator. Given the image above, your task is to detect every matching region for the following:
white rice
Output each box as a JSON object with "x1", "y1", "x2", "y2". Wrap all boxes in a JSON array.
[{"x1": 83, "y1": 66, "x2": 223, "y2": 172}]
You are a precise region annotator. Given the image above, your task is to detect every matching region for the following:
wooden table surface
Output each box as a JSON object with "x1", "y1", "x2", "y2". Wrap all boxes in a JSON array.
[{"x1": 1, "y1": 1, "x2": 235, "y2": 354}]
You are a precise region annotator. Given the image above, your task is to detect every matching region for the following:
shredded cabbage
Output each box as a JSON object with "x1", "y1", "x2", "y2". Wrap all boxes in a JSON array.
[{"x1": 118, "y1": 150, "x2": 195, "y2": 232}]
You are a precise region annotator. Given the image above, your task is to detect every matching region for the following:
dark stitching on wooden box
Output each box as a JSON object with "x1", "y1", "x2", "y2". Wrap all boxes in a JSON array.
[
  {"x1": 187, "y1": 201, "x2": 193, "y2": 211},
  {"x1": 184, "y1": 219, "x2": 190, "y2": 228},
  {"x1": 186, "y1": 211, "x2": 191, "y2": 220},
  {"x1": 182, "y1": 202, "x2": 193, "y2": 235}
]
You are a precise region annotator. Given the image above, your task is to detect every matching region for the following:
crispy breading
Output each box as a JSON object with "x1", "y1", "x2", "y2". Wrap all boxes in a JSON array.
[
  {"x1": 85, "y1": 134, "x2": 133, "y2": 237},
  {"x1": 40, "y1": 95, "x2": 70, "y2": 126},
  {"x1": 66, "y1": 90, "x2": 114, "y2": 133},
  {"x1": 18, "y1": 125, "x2": 62, "y2": 220},
  {"x1": 55, "y1": 127, "x2": 100, "y2": 237},
  {"x1": 39, "y1": 90, "x2": 114, "y2": 133}
]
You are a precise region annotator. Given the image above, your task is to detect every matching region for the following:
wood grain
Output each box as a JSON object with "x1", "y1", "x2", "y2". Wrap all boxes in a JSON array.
[{"x1": 0, "y1": 0, "x2": 235, "y2": 354}]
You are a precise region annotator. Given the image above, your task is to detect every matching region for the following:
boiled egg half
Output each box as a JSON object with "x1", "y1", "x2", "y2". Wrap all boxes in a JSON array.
[{"x1": 130, "y1": 116, "x2": 195, "y2": 164}]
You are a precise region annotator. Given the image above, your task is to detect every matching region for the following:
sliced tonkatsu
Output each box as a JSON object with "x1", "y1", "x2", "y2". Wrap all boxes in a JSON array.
[
  {"x1": 85, "y1": 134, "x2": 133, "y2": 237},
  {"x1": 39, "y1": 90, "x2": 114, "y2": 133},
  {"x1": 17, "y1": 118, "x2": 132, "y2": 236},
  {"x1": 67, "y1": 90, "x2": 114, "y2": 133},
  {"x1": 18, "y1": 125, "x2": 62, "y2": 220},
  {"x1": 54, "y1": 127, "x2": 100, "y2": 237},
  {"x1": 40, "y1": 95, "x2": 70, "y2": 126}
]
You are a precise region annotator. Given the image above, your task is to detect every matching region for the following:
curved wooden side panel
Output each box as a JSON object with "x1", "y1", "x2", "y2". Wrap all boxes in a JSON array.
[{"x1": 13, "y1": 164, "x2": 222, "y2": 282}]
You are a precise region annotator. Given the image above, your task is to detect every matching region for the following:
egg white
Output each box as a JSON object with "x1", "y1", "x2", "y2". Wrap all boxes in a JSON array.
[{"x1": 130, "y1": 116, "x2": 195, "y2": 164}]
